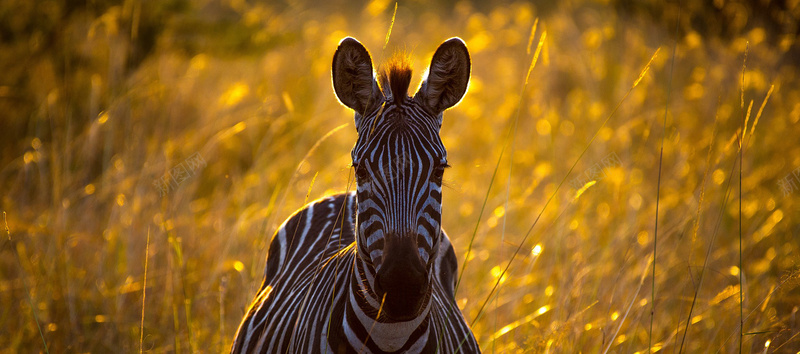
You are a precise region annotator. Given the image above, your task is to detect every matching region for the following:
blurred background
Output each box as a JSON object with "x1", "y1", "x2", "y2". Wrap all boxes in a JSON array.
[{"x1": 1, "y1": 0, "x2": 799, "y2": 352}]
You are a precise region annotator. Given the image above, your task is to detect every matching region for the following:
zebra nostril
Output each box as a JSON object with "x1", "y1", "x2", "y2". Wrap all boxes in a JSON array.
[
  {"x1": 373, "y1": 272, "x2": 385, "y2": 296},
  {"x1": 375, "y1": 269, "x2": 397, "y2": 297},
  {"x1": 374, "y1": 250, "x2": 427, "y2": 310}
]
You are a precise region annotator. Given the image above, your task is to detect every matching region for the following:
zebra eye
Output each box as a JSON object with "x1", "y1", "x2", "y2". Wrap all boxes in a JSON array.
[
  {"x1": 432, "y1": 166, "x2": 445, "y2": 182},
  {"x1": 353, "y1": 163, "x2": 369, "y2": 180}
]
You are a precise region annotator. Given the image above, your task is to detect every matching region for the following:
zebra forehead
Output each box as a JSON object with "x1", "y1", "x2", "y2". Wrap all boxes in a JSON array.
[
  {"x1": 365, "y1": 106, "x2": 442, "y2": 136},
  {"x1": 353, "y1": 126, "x2": 446, "y2": 163}
]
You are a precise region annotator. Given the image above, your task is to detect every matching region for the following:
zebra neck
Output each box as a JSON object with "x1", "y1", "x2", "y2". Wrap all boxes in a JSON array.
[{"x1": 343, "y1": 255, "x2": 433, "y2": 352}]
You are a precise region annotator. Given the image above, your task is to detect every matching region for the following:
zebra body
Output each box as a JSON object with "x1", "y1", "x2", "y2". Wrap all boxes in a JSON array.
[
  {"x1": 233, "y1": 37, "x2": 480, "y2": 353},
  {"x1": 233, "y1": 193, "x2": 475, "y2": 353}
]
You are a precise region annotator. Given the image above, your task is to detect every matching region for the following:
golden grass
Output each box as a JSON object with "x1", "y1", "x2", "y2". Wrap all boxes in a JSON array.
[{"x1": 1, "y1": 0, "x2": 799, "y2": 352}]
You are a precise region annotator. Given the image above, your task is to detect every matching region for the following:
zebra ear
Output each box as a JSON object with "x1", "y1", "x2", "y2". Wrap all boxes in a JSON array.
[
  {"x1": 332, "y1": 37, "x2": 383, "y2": 116},
  {"x1": 415, "y1": 37, "x2": 471, "y2": 116}
]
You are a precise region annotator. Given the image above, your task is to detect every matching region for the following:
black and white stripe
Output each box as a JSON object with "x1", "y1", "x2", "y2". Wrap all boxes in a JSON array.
[{"x1": 232, "y1": 36, "x2": 479, "y2": 353}]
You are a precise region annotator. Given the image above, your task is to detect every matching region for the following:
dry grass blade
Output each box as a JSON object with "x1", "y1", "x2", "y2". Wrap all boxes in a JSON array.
[
  {"x1": 681, "y1": 42, "x2": 753, "y2": 353},
  {"x1": 455, "y1": 26, "x2": 547, "y2": 297},
  {"x1": 716, "y1": 268, "x2": 800, "y2": 351},
  {"x1": 325, "y1": 171, "x2": 357, "y2": 343},
  {"x1": 471, "y1": 46, "x2": 660, "y2": 327},
  {"x1": 526, "y1": 18, "x2": 539, "y2": 55},
  {"x1": 384, "y1": 2, "x2": 398, "y2": 50},
  {"x1": 738, "y1": 41, "x2": 749, "y2": 354},
  {"x1": 691, "y1": 98, "x2": 720, "y2": 246},
  {"x1": 488, "y1": 303, "x2": 552, "y2": 343},
  {"x1": 740, "y1": 42, "x2": 749, "y2": 108},
  {"x1": 493, "y1": 28, "x2": 548, "y2": 349},
  {"x1": 573, "y1": 180, "x2": 596, "y2": 201},
  {"x1": 649, "y1": 41, "x2": 668, "y2": 354},
  {"x1": 740, "y1": 100, "x2": 753, "y2": 147},
  {"x1": 634, "y1": 47, "x2": 660, "y2": 89},
  {"x1": 602, "y1": 254, "x2": 652, "y2": 354},
  {"x1": 4, "y1": 211, "x2": 50, "y2": 353},
  {"x1": 749, "y1": 84, "x2": 774, "y2": 139},
  {"x1": 679, "y1": 127, "x2": 742, "y2": 352},
  {"x1": 770, "y1": 331, "x2": 800, "y2": 352},
  {"x1": 270, "y1": 123, "x2": 350, "y2": 233},
  {"x1": 361, "y1": 293, "x2": 388, "y2": 354},
  {"x1": 3, "y1": 211, "x2": 8, "y2": 240},
  {"x1": 525, "y1": 31, "x2": 546, "y2": 86},
  {"x1": 287, "y1": 171, "x2": 319, "y2": 253},
  {"x1": 140, "y1": 227, "x2": 150, "y2": 354},
  {"x1": 649, "y1": 8, "x2": 676, "y2": 351},
  {"x1": 287, "y1": 171, "x2": 322, "y2": 349},
  {"x1": 454, "y1": 118, "x2": 507, "y2": 297}
]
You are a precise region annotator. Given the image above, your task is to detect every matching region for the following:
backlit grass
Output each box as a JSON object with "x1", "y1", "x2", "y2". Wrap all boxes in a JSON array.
[{"x1": 1, "y1": 0, "x2": 799, "y2": 352}]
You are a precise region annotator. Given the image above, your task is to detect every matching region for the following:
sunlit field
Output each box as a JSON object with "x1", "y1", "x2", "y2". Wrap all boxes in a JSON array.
[{"x1": 2, "y1": 0, "x2": 800, "y2": 352}]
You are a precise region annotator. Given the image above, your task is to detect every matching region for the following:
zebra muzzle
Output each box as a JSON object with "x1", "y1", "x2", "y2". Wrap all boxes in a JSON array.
[{"x1": 373, "y1": 236, "x2": 429, "y2": 321}]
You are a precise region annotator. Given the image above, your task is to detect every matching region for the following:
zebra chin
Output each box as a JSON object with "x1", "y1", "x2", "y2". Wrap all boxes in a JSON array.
[{"x1": 372, "y1": 235, "x2": 431, "y2": 321}]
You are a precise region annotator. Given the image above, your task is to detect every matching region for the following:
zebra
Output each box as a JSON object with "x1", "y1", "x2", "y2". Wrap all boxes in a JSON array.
[{"x1": 231, "y1": 36, "x2": 480, "y2": 353}]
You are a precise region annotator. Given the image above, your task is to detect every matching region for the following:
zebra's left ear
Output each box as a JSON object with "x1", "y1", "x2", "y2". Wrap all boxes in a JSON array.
[
  {"x1": 332, "y1": 37, "x2": 383, "y2": 117},
  {"x1": 415, "y1": 38, "x2": 471, "y2": 116}
]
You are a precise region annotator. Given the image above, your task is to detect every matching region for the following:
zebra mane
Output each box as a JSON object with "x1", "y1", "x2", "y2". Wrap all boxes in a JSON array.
[{"x1": 379, "y1": 54, "x2": 412, "y2": 107}]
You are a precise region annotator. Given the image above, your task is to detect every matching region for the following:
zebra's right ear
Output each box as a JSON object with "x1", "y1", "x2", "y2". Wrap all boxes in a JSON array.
[
  {"x1": 332, "y1": 37, "x2": 383, "y2": 117},
  {"x1": 415, "y1": 37, "x2": 471, "y2": 116}
]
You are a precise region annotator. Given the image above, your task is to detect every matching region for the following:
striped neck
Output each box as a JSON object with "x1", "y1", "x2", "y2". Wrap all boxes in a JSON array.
[{"x1": 342, "y1": 253, "x2": 433, "y2": 352}]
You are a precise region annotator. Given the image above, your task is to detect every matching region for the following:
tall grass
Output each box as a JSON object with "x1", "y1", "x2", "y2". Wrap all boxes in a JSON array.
[{"x1": 1, "y1": 0, "x2": 799, "y2": 352}]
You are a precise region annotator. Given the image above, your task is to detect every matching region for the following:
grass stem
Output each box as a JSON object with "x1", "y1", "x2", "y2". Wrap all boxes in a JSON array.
[
  {"x1": 650, "y1": 4, "x2": 680, "y2": 351},
  {"x1": 140, "y1": 227, "x2": 150, "y2": 354},
  {"x1": 5, "y1": 212, "x2": 49, "y2": 353}
]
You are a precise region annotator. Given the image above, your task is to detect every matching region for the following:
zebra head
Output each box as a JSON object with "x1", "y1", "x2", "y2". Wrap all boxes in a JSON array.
[{"x1": 332, "y1": 37, "x2": 470, "y2": 320}]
